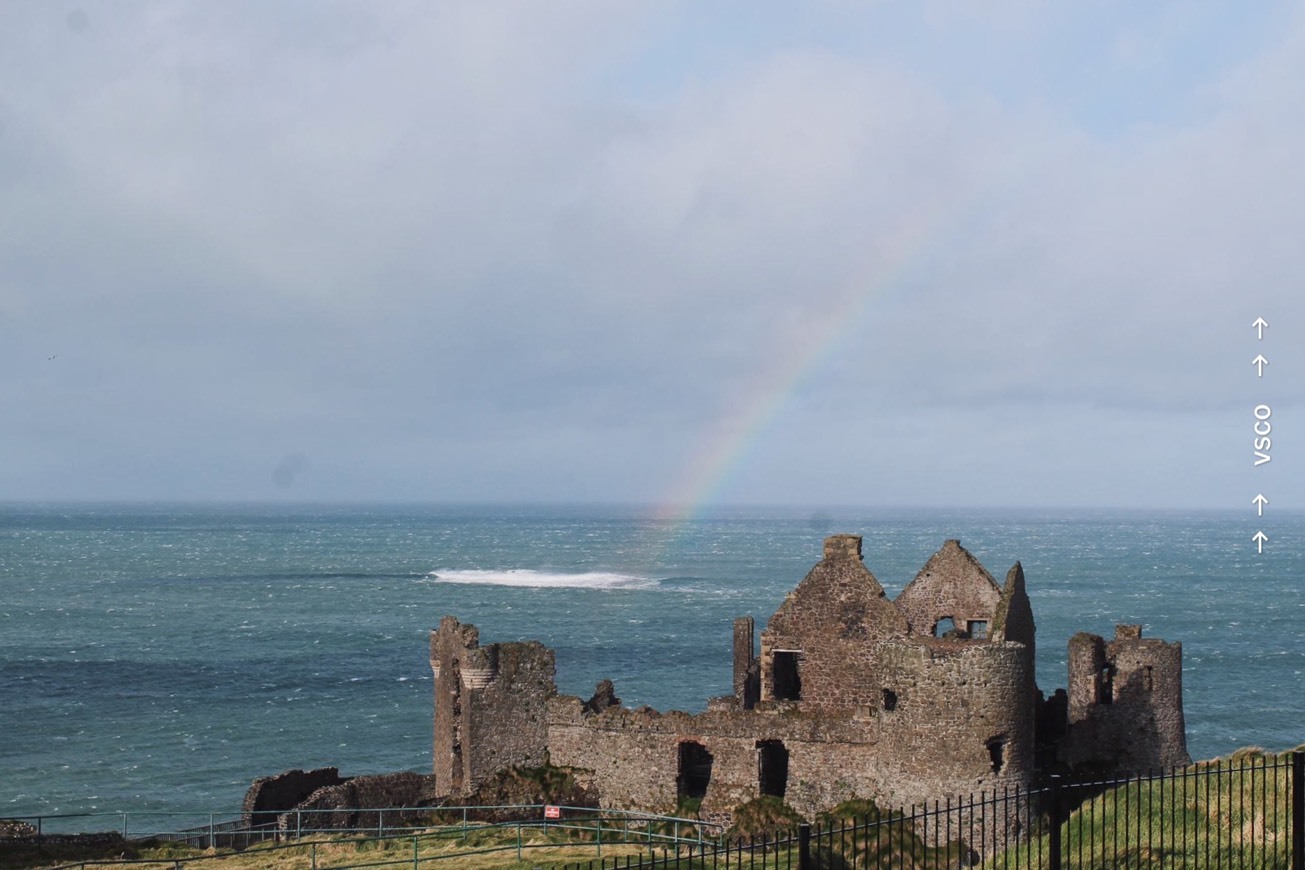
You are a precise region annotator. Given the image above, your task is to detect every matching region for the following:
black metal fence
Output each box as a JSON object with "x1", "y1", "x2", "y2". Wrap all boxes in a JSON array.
[{"x1": 561, "y1": 750, "x2": 1305, "y2": 869}]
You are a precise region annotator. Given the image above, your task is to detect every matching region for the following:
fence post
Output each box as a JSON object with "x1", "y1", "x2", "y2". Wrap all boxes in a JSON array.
[
  {"x1": 1293, "y1": 751, "x2": 1304, "y2": 870},
  {"x1": 797, "y1": 823, "x2": 811, "y2": 870},
  {"x1": 413, "y1": 834, "x2": 419, "y2": 869},
  {"x1": 1047, "y1": 776, "x2": 1062, "y2": 870}
]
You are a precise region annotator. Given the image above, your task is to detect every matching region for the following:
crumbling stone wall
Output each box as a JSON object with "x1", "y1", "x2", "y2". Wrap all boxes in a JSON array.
[
  {"x1": 760, "y1": 534, "x2": 908, "y2": 711},
  {"x1": 1061, "y1": 625, "x2": 1189, "y2": 774},
  {"x1": 991, "y1": 563, "x2": 1036, "y2": 668},
  {"x1": 430, "y1": 616, "x2": 554, "y2": 797},
  {"x1": 428, "y1": 533, "x2": 1186, "y2": 848},
  {"x1": 286, "y1": 772, "x2": 437, "y2": 832},
  {"x1": 241, "y1": 767, "x2": 343, "y2": 826},
  {"x1": 547, "y1": 633, "x2": 1034, "y2": 823},
  {"x1": 894, "y1": 539, "x2": 1002, "y2": 638}
]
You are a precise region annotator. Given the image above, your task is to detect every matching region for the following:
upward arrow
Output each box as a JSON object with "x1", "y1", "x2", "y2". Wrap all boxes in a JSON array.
[
  {"x1": 1253, "y1": 530, "x2": 1268, "y2": 553},
  {"x1": 1253, "y1": 354, "x2": 1268, "y2": 377},
  {"x1": 1253, "y1": 317, "x2": 1268, "y2": 339},
  {"x1": 1253, "y1": 493, "x2": 1268, "y2": 517}
]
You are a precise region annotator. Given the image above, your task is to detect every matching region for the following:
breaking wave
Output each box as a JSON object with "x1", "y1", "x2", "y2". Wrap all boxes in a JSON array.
[{"x1": 426, "y1": 569, "x2": 659, "y2": 590}]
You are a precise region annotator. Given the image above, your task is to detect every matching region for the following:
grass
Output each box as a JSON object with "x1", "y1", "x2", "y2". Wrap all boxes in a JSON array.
[
  {"x1": 1, "y1": 821, "x2": 657, "y2": 870},
  {"x1": 982, "y1": 748, "x2": 1297, "y2": 869},
  {"x1": 7, "y1": 750, "x2": 1299, "y2": 869}
]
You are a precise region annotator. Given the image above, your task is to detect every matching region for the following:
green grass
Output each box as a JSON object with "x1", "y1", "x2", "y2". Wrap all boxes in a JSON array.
[{"x1": 983, "y1": 748, "x2": 1296, "y2": 869}]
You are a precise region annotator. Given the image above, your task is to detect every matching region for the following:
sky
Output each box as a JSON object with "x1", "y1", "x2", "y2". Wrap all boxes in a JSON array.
[{"x1": 2, "y1": 1, "x2": 1302, "y2": 511}]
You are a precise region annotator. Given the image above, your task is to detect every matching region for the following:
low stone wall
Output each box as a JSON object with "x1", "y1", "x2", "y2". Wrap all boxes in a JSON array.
[
  {"x1": 281, "y1": 771, "x2": 439, "y2": 833},
  {"x1": 242, "y1": 767, "x2": 343, "y2": 825}
]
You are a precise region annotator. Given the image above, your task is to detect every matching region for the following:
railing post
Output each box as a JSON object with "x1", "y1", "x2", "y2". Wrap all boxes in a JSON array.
[
  {"x1": 209, "y1": 813, "x2": 214, "y2": 849},
  {"x1": 413, "y1": 834, "x2": 419, "y2": 869},
  {"x1": 798, "y1": 823, "x2": 811, "y2": 870},
  {"x1": 1292, "y1": 751, "x2": 1304, "y2": 870},
  {"x1": 1047, "y1": 775, "x2": 1062, "y2": 870}
]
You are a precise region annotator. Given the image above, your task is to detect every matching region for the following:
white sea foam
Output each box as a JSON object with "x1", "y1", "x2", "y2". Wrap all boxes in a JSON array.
[{"x1": 427, "y1": 569, "x2": 658, "y2": 590}]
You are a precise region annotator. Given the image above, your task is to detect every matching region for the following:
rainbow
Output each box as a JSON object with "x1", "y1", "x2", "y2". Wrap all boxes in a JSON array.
[{"x1": 652, "y1": 192, "x2": 975, "y2": 529}]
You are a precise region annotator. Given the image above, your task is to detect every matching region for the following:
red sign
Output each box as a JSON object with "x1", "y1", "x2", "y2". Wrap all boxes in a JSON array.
[{"x1": 544, "y1": 805, "x2": 561, "y2": 820}]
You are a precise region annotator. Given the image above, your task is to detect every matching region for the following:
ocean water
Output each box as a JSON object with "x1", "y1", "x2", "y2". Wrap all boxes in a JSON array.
[{"x1": 2, "y1": 503, "x2": 1302, "y2": 826}]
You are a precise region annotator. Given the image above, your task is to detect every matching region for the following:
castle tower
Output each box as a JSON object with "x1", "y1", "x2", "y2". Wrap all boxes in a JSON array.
[
  {"x1": 430, "y1": 616, "x2": 555, "y2": 796},
  {"x1": 1061, "y1": 625, "x2": 1189, "y2": 774}
]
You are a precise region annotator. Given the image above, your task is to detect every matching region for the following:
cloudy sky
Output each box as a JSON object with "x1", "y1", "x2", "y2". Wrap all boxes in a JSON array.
[{"x1": 2, "y1": 1, "x2": 1301, "y2": 510}]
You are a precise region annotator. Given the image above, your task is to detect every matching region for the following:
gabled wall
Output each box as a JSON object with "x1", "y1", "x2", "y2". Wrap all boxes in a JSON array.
[
  {"x1": 759, "y1": 534, "x2": 908, "y2": 711},
  {"x1": 429, "y1": 534, "x2": 1187, "y2": 833},
  {"x1": 894, "y1": 539, "x2": 1003, "y2": 638}
]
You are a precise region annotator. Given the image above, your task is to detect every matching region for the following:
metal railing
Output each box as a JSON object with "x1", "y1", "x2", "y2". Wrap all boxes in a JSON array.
[
  {"x1": 564, "y1": 750, "x2": 1305, "y2": 869},
  {"x1": 11, "y1": 805, "x2": 721, "y2": 870},
  {"x1": 13, "y1": 752, "x2": 1305, "y2": 869}
]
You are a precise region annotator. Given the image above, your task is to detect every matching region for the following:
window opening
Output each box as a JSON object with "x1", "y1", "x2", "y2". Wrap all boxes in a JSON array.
[
  {"x1": 677, "y1": 741, "x2": 713, "y2": 800},
  {"x1": 757, "y1": 740, "x2": 789, "y2": 798},
  {"x1": 986, "y1": 737, "x2": 1006, "y2": 774},
  {"x1": 1098, "y1": 667, "x2": 1114, "y2": 705},
  {"x1": 882, "y1": 688, "x2": 898, "y2": 712},
  {"x1": 773, "y1": 651, "x2": 801, "y2": 701},
  {"x1": 967, "y1": 620, "x2": 989, "y2": 640},
  {"x1": 1143, "y1": 665, "x2": 1154, "y2": 692},
  {"x1": 933, "y1": 617, "x2": 957, "y2": 637}
]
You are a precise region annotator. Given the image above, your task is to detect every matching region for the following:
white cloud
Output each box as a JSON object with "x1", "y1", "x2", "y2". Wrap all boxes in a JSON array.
[{"x1": 1, "y1": 1, "x2": 1300, "y2": 505}]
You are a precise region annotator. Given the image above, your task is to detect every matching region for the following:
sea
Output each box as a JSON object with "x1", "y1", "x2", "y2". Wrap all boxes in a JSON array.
[{"x1": 2, "y1": 502, "x2": 1302, "y2": 829}]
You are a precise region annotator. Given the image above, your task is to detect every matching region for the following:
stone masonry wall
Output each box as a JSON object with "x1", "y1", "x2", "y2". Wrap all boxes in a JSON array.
[
  {"x1": 242, "y1": 767, "x2": 343, "y2": 825},
  {"x1": 427, "y1": 533, "x2": 1185, "y2": 848},
  {"x1": 760, "y1": 535, "x2": 908, "y2": 711},
  {"x1": 894, "y1": 540, "x2": 1002, "y2": 638},
  {"x1": 1062, "y1": 626, "x2": 1188, "y2": 774},
  {"x1": 991, "y1": 563, "x2": 1036, "y2": 670},
  {"x1": 465, "y1": 639, "x2": 555, "y2": 787},
  {"x1": 867, "y1": 639, "x2": 1035, "y2": 807},
  {"x1": 430, "y1": 616, "x2": 554, "y2": 798},
  {"x1": 547, "y1": 633, "x2": 1035, "y2": 823},
  {"x1": 285, "y1": 772, "x2": 437, "y2": 833}
]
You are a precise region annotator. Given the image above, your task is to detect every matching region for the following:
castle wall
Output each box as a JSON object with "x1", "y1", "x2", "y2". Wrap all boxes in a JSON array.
[
  {"x1": 991, "y1": 563, "x2": 1036, "y2": 676},
  {"x1": 241, "y1": 767, "x2": 343, "y2": 825},
  {"x1": 546, "y1": 634, "x2": 1036, "y2": 821},
  {"x1": 430, "y1": 616, "x2": 555, "y2": 797},
  {"x1": 427, "y1": 534, "x2": 1186, "y2": 846},
  {"x1": 760, "y1": 535, "x2": 907, "y2": 711},
  {"x1": 1062, "y1": 626, "x2": 1189, "y2": 774},
  {"x1": 465, "y1": 640, "x2": 555, "y2": 786},
  {"x1": 868, "y1": 639, "x2": 1035, "y2": 805},
  {"x1": 894, "y1": 540, "x2": 1002, "y2": 638}
]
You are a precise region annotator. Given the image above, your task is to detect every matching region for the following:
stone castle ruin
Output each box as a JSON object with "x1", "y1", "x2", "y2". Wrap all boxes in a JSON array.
[{"x1": 428, "y1": 535, "x2": 1189, "y2": 824}]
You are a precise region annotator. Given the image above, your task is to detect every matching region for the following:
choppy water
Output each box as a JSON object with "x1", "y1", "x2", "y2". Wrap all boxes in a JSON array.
[{"x1": 2, "y1": 503, "x2": 1302, "y2": 824}]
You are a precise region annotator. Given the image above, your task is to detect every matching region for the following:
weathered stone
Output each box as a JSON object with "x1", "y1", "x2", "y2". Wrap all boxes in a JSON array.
[
  {"x1": 242, "y1": 767, "x2": 343, "y2": 825},
  {"x1": 422, "y1": 535, "x2": 1188, "y2": 852},
  {"x1": 583, "y1": 679, "x2": 621, "y2": 715}
]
